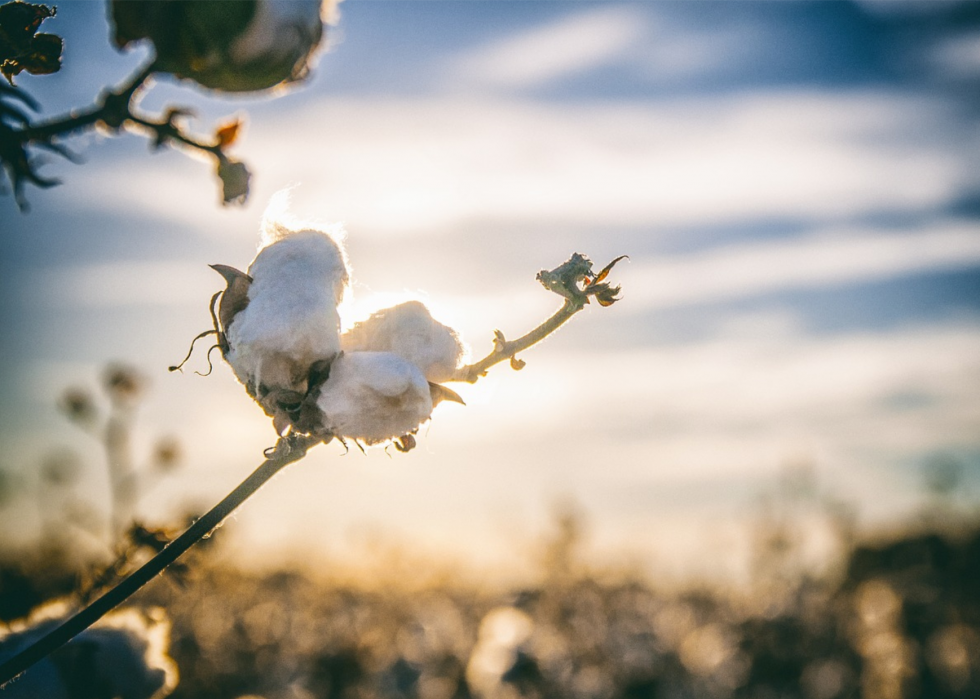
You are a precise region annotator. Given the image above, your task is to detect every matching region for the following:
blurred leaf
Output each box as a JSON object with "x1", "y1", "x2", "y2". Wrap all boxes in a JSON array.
[
  {"x1": 214, "y1": 117, "x2": 242, "y2": 149},
  {"x1": 0, "y1": 1, "x2": 62, "y2": 84},
  {"x1": 216, "y1": 156, "x2": 250, "y2": 205},
  {"x1": 102, "y1": 363, "x2": 147, "y2": 405}
]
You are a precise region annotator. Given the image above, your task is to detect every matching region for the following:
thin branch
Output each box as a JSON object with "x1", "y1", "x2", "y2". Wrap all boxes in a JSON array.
[
  {"x1": 126, "y1": 113, "x2": 223, "y2": 158},
  {"x1": 454, "y1": 298, "x2": 584, "y2": 383},
  {"x1": 0, "y1": 431, "x2": 323, "y2": 687},
  {"x1": 17, "y1": 59, "x2": 156, "y2": 144},
  {"x1": 454, "y1": 253, "x2": 627, "y2": 384}
]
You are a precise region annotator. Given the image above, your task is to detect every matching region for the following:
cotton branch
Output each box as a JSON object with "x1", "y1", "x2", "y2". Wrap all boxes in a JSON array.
[
  {"x1": 1, "y1": 59, "x2": 250, "y2": 210},
  {"x1": 455, "y1": 253, "x2": 628, "y2": 383},
  {"x1": 0, "y1": 251, "x2": 627, "y2": 686},
  {"x1": 0, "y1": 431, "x2": 322, "y2": 687}
]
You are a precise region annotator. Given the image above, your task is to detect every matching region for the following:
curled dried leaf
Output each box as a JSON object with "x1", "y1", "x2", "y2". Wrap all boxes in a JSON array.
[
  {"x1": 591, "y1": 255, "x2": 629, "y2": 286},
  {"x1": 593, "y1": 283, "x2": 622, "y2": 307},
  {"x1": 510, "y1": 356, "x2": 526, "y2": 371},
  {"x1": 394, "y1": 434, "x2": 417, "y2": 453}
]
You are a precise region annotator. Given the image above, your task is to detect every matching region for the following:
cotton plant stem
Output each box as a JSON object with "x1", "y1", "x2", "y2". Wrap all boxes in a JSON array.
[
  {"x1": 455, "y1": 297, "x2": 585, "y2": 384},
  {"x1": 455, "y1": 253, "x2": 626, "y2": 383},
  {"x1": 0, "y1": 432, "x2": 321, "y2": 687},
  {"x1": 18, "y1": 60, "x2": 156, "y2": 144}
]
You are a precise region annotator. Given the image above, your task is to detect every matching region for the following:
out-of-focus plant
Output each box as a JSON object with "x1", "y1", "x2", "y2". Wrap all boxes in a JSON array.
[
  {"x1": 59, "y1": 363, "x2": 184, "y2": 546},
  {"x1": 0, "y1": 363, "x2": 190, "y2": 696},
  {"x1": 0, "y1": 0, "x2": 339, "y2": 211},
  {"x1": 0, "y1": 603, "x2": 177, "y2": 699}
]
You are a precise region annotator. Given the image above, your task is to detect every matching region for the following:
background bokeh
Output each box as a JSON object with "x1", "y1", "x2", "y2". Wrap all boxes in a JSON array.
[{"x1": 2, "y1": 0, "x2": 979, "y2": 586}]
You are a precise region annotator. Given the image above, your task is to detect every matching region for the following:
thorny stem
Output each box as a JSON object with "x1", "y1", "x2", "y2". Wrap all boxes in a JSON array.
[{"x1": 0, "y1": 432, "x2": 323, "y2": 687}]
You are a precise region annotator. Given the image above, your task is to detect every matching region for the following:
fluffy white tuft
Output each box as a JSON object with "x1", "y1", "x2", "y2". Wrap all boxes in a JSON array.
[
  {"x1": 315, "y1": 351, "x2": 433, "y2": 445},
  {"x1": 341, "y1": 300, "x2": 464, "y2": 383},
  {"x1": 226, "y1": 220, "x2": 349, "y2": 394}
]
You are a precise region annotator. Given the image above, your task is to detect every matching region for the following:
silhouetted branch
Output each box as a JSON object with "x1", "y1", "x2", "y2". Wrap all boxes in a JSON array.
[{"x1": 1, "y1": 57, "x2": 250, "y2": 210}]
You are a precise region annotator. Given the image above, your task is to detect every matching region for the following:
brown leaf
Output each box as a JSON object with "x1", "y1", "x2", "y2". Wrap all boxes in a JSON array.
[
  {"x1": 215, "y1": 117, "x2": 242, "y2": 148},
  {"x1": 594, "y1": 283, "x2": 622, "y2": 307},
  {"x1": 592, "y1": 254, "x2": 629, "y2": 285}
]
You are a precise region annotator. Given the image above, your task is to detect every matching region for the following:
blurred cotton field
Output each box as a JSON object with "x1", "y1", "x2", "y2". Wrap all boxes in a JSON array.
[{"x1": 1, "y1": 3, "x2": 980, "y2": 695}]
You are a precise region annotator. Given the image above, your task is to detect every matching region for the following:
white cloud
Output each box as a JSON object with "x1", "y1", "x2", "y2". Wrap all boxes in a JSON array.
[
  {"x1": 454, "y1": 5, "x2": 647, "y2": 89},
  {"x1": 931, "y1": 31, "x2": 980, "y2": 77},
  {"x1": 626, "y1": 223, "x2": 980, "y2": 311},
  {"x1": 59, "y1": 90, "x2": 972, "y2": 242},
  {"x1": 246, "y1": 91, "x2": 969, "y2": 236}
]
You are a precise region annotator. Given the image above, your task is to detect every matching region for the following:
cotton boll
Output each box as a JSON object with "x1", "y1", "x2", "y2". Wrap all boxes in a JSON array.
[
  {"x1": 223, "y1": 222, "x2": 349, "y2": 432},
  {"x1": 341, "y1": 301, "x2": 464, "y2": 384},
  {"x1": 0, "y1": 606, "x2": 177, "y2": 699},
  {"x1": 110, "y1": 0, "x2": 336, "y2": 93},
  {"x1": 315, "y1": 352, "x2": 434, "y2": 445}
]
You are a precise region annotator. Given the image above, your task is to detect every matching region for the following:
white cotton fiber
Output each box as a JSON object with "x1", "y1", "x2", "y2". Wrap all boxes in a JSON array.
[
  {"x1": 226, "y1": 221, "x2": 349, "y2": 395},
  {"x1": 315, "y1": 351, "x2": 433, "y2": 445},
  {"x1": 341, "y1": 301, "x2": 464, "y2": 384}
]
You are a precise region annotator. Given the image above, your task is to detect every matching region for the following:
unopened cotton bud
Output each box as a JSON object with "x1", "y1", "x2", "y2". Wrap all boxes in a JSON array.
[
  {"x1": 315, "y1": 351, "x2": 434, "y2": 445},
  {"x1": 341, "y1": 301, "x2": 465, "y2": 384},
  {"x1": 110, "y1": 0, "x2": 337, "y2": 93},
  {"x1": 222, "y1": 220, "x2": 349, "y2": 431}
]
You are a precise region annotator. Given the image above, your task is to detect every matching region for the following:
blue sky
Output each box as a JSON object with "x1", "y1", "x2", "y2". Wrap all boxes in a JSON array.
[{"x1": 2, "y1": 0, "x2": 979, "y2": 582}]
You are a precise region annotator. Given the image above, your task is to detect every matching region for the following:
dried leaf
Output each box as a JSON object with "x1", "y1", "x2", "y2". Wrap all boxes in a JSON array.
[
  {"x1": 592, "y1": 255, "x2": 629, "y2": 285},
  {"x1": 215, "y1": 117, "x2": 242, "y2": 148},
  {"x1": 394, "y1": 434, "x2": 416, "y2": 453},
  {"x1": 216, "y1": 156, "x2": 250, "y2": 205},
  {"x1": 594, "y1": 283, "x2": 622, "y2": 307},
  {"x1": 510, "y1": 356, "x2": 526, "y2": 371}
]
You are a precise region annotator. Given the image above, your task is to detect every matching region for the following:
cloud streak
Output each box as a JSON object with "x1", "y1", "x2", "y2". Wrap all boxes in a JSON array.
[{"x1": 453, "y1": 5, "x2": 647, "y2": 89}]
